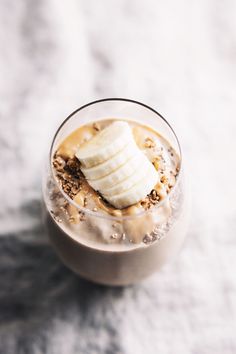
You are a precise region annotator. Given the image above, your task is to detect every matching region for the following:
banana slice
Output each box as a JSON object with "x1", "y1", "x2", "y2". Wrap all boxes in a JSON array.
[
  {"x1": 102, "y1": 160, "x2": 154, "y2": 197},
  {"x1": 76, "y1": 120, "x2": 160, "y2": 209},
  {"x1": 76, "y1": 121, "x2": 133, "y2": 168},
  {"x1": 89, "y1": 152, "x2": 145, "y2": 191},
  {"x1": 105, "y1": 166, "x2": 158, "y2": 209},
  {"x1": 81, "y1": 141, "x2": 138, "y2": 180}
]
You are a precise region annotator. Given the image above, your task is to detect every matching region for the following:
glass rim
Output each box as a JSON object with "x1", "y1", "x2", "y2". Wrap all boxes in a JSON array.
[{"x1": 49, "y1": 97, "x2": 182, "y2": 221}]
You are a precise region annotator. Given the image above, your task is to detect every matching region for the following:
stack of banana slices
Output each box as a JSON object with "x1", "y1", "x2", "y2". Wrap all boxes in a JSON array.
[{"x1": 76, "y1": 121, "x2": 159, "y2": 209}]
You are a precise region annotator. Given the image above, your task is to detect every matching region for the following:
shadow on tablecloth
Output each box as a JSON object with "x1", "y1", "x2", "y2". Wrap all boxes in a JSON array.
[{"x1": 0, "y1": 199, "x2": 127, "y2": 353}]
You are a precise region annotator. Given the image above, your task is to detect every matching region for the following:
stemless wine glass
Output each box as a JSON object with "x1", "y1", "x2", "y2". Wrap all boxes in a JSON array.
[{"x1": 42, "y1": 98, "x2": 189, "y2": 286}]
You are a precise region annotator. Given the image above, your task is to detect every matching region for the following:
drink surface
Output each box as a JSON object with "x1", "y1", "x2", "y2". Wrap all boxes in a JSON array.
[{"x1": 47, "y1": 119, "x2": 181, "y2": 251}]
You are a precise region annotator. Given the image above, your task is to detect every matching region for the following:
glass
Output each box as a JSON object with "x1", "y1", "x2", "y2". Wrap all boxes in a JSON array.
[{"x1": 42, "y1": 98, "x2": 189, "y2": 286}]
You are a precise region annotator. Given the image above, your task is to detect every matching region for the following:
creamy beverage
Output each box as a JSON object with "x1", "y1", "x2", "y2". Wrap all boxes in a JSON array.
[{"x1": 43, "y1": 99, "x2": 188, "y2": 285}]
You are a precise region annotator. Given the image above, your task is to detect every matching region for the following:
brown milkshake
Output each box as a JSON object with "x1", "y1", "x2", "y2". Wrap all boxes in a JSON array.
[{"x1": 43, "y1": 99, "x2": 188, "y2": 285}]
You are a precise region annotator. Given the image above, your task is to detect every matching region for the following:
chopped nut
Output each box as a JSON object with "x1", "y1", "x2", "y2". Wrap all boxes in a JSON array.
[
  {"x1": 92, "y1": 122, "x2": 101, "y2": 131},
  {"x1": 65, "y1": 157, "x2": 81, "y2": 175},
  {"x1": 53, "y1": 154, "x2": 82, "y2": 199},
  {"x1": 160, "y1": 175, "x2": 168, "y2": 185},
  {"x1": 144, "y1": 137, "x2": 156, "y2": 148},
  {"x1": 151, "y1": 189, "x2": 158, "y2": 199},
  {"x1": 148, "y1": 189, "x2": 160, "y2": 205},
  {"x1": 93, "y1": 207, "x2": 98, "y2": 212},
  {"x1": 140, "y1": 188, "x2": 160, "y2": 210},
  {"x1": 111, "y1": 233, "x2": 118, "y2": 239},
  {"x1": 153, "y1": 160, "x2": 159, "y2": 171},
  {"x1": 53, "y1": 156, "x2": 66, "y2": 172},
  {"x1": 140, "y1": 198, "x2": 151, "y2": 210},
  {"x1": 153, "y1": 155, "x2": 161, "y2": 162}
]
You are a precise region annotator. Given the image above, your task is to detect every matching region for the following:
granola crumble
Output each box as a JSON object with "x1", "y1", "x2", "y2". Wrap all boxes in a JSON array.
[
  {"x1": 144, "y1": 137, "x2": 156, "y2": 148},
  {"x1": 53, "y1": 155, "x2": 81, "y2": 199},
  {"x1": 92, "y1": 122, "x2": 101, "y2": 131}
]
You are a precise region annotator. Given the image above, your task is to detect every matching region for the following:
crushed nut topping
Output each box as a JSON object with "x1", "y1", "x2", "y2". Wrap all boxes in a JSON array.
[
  {"x1": 150, "y1": 189, "x2": 158, "y2": 200},
  {"x1": 160, "y1": 175, "x2": 168, "y2": 185},
  {"x1": 153, "y1": 159, "x2": 159, "y2": 171},
  {"x1": 144, "y1": 137, "x2": 156, "y2": 148},
  {"x1": 65, "y1": 157, "x2": 81, "y2": 175},
  {"x1": 53, "y1": 155, "x2": 81, "y2": 199},
  {"x1": 53, "y1": 156, "x2": 65, "y2": 171},
  {"x1": 92, "y1": 122, "x2": 101, "y2": 131},
  {"x1": 140, "y1": 188, "x2": 160, "y2": 210}
]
